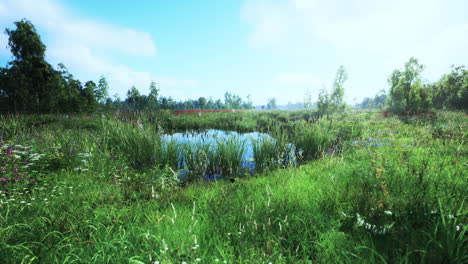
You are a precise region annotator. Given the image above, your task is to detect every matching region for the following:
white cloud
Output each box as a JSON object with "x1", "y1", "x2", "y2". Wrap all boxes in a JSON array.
[
  {"x1": 242, "y1": 0, "x2": 468, "y2": 100},
  {"x1": 242, "y1": 0, "x2": 297, "y2": 47},
  {"x1": 277, "y1": 72, "x2": 325, "y2": 88},
  {"x1": 0, "y1": 0, "x2": 194, "y2": 97},
  {"x1": 0, "y1": 0, "x2": 155, "y2": 57}
]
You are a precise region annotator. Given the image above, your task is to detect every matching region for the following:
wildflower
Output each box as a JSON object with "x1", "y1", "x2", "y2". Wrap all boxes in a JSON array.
[{"x1": 196, "y1": 258, "x2": 201, "y2": 262}]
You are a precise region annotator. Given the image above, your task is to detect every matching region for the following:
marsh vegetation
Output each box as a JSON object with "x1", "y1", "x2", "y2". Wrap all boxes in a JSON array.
[{"x1": 0, "y1": 111, "x2": 466, "y2": 263}]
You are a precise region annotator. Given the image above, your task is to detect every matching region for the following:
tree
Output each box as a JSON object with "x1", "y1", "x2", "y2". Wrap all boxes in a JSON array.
[
  {"x1": 96, "y1": 76, "x2": 109, "y2": 104},
  {"x1": 304, "y1": 89, "x2": 313, "y2": 110},
  {"x1": 148, "y1": 81, "x2": 159, "y2": 110},
  {"x1": 317, "y1": 86, "x2": 331, "y2": 113},
  {"x1": 316, "y1": 66, "x2": 347, "y2": 113},
  {"x1": 243, "y1": 94, "x2": 254, "y2": 109},
  {"x1": 224, "y1": 92, "x2": 233, "y2": 109},
  {"x1": 388, "y1": 57, "x2": 431, "y2": 112},
  {"x1": 356, "y1": 90, "x2": 387, "y2": 109},
  {"x1": 126, "y1": 86, "x2": 141, "y2": 109},
  {"x1": 266, "y1": 98, "x2": 277, "y2": 110},
  {"x1": 83, "y1": 81, "x2": 98, "y2": 111},
  {"x1": 215, "y1": 99, "x2": 223, "y2": 109},
  {"x1": 0, "y1": 19, "x2": 88, "y2": 113},
  {"x1": 330, "y1": 65, "x2": 347, "y2": 112},
  {"x1": 1, "y1": 19, "x2": 54, "y2": 112},
  {"x1": 432, "y1": 65, "x2": 467, "y2": 110},
  {"x1": 197, "y1": 97, "x2": 207, "y2": 109}
]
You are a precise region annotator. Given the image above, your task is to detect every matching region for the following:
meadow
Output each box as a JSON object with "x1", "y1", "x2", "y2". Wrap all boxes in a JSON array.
[{"x1": 0, "y1": 110, "x2": 466, "y2": 263}]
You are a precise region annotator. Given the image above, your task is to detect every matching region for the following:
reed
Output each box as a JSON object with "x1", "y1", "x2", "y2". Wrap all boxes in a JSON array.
[
  {"x1": 215, "y1": 135, "x2": 247, "y2": 177},
  {"x1": 100, "y1": 119, "x2": 162, "y2": 168},
  {"x1": 252, "y1": 135, "x2": 291, "y2": 173},
  {"x1": 181, "y1": 140, "x2": 213, "y2": 181},
  {"x1": 290, "y1": 120, "x2": 333, "y2": 161}
]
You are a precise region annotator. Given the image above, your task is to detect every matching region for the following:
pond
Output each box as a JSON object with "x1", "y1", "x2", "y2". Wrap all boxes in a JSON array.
[{"x1": 162, "y1": 129, "x2": 296, "y2": 180}]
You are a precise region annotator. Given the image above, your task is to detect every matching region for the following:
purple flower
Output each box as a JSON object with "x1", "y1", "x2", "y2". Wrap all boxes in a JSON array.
[
  {"x1": 29, "y1": 179, "x2": 36, "y2": 182},
  {"x1": 0, "y1": 178, "x2": 9, "y2": 181}
]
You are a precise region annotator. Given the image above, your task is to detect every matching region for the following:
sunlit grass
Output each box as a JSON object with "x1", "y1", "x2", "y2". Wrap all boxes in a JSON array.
[{"x1": 0, "y1": 110, "x2": 466, "y2": 263}]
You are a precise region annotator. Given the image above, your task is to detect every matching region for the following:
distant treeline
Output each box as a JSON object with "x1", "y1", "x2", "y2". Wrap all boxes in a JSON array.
[
  {"x1": 1, "y1": 20, "x2": 466, "y2": 114},
  {"x1": 0, "y1": 19, "x2": 254, "y2": 113},
  {"x1": 356, "y1": 58, "x2": 467, "y2": 112}
]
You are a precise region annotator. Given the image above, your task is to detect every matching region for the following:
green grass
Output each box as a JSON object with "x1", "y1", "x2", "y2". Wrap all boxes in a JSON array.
[
  {"x1": 215, "y1": 135, "x2": 247, "y2": 178},
  {"x1": 0, "y1": 110, "x2": 466, "y2": 263}
]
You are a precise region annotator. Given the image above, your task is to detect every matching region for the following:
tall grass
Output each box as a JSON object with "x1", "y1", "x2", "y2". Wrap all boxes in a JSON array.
[
  {"x1": 0, "y1": 111, "x2": 466, "y2": 263},
  {"x1": 181, "y1": 140, "x2": 213, "y2": 181},
  {"x1": 160, "y1": 138, "x2": 180, "y2": 170},
  {"x1": 215, "y1": 135, "x2": 247, "y2": 177},
  {"x1": 100, "y1": 119, "x2": 162, "y2": 168},
  {"x1": 289, "y1": 120, "x2": 333, "y2": 161},
  {"x1": 252, "y1": 135, "x2": 293, "y2": 173}
]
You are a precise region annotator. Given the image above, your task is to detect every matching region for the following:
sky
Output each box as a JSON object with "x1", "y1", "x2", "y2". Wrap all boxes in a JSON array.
[{"x1": 0, "y1": 0, "x2": 467, "y2": 105}]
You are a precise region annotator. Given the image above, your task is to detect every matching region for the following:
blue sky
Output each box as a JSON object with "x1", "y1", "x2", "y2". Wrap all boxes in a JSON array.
[{"x1": 1, "y1": 0, "x2": 467, "y2": 105}]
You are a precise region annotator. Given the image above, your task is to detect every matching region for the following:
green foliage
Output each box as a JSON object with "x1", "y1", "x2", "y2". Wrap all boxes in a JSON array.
[
  {"x1": 266, "y1": 98, "x2": 277, "y2": 110},
  {"x1": 303, "y1": 89, "x2": 314, "y2": 110},
  {"x1": 317, "y1": 66, "x2": 347, "y2": 114},
  {"x1": 0, "y1": 20, "x2": 101, "y2": 113},
  {"x1": 357, "y1": 90, "x2": 387, "y2": 109},
  {"x1": 331, "y1": 65, "x2": 347, "y2": 112},
  {"x1": 148, "y1": 81, "x2": 159, "y2": 110},
  {"x1": 317, "y1": 86, "x2": 332, "y2": 114},
  {"x1": 388, "y1": 57, "x2": 432, "y2": 112},
  {"x1": 432, "y1": 65, "x2": 468, "y2": 111},
  {"x1": 96, "y1": 76, "x2": 109, "y2": 104}
]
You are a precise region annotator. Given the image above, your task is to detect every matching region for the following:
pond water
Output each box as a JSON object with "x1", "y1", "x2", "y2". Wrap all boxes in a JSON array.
[{"x1": 162, "y1": 129, "x2": 296, "y2": 180}]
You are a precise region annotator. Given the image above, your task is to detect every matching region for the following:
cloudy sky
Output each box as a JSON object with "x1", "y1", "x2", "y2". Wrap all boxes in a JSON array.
[{"x1": 0, "y1": 0, "x2": 467, "y2": 105}]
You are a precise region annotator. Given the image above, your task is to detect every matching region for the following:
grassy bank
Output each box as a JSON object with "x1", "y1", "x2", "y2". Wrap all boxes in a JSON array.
[{"x1": 0, "y1": 111, "x2": 466, "y2": 263}]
